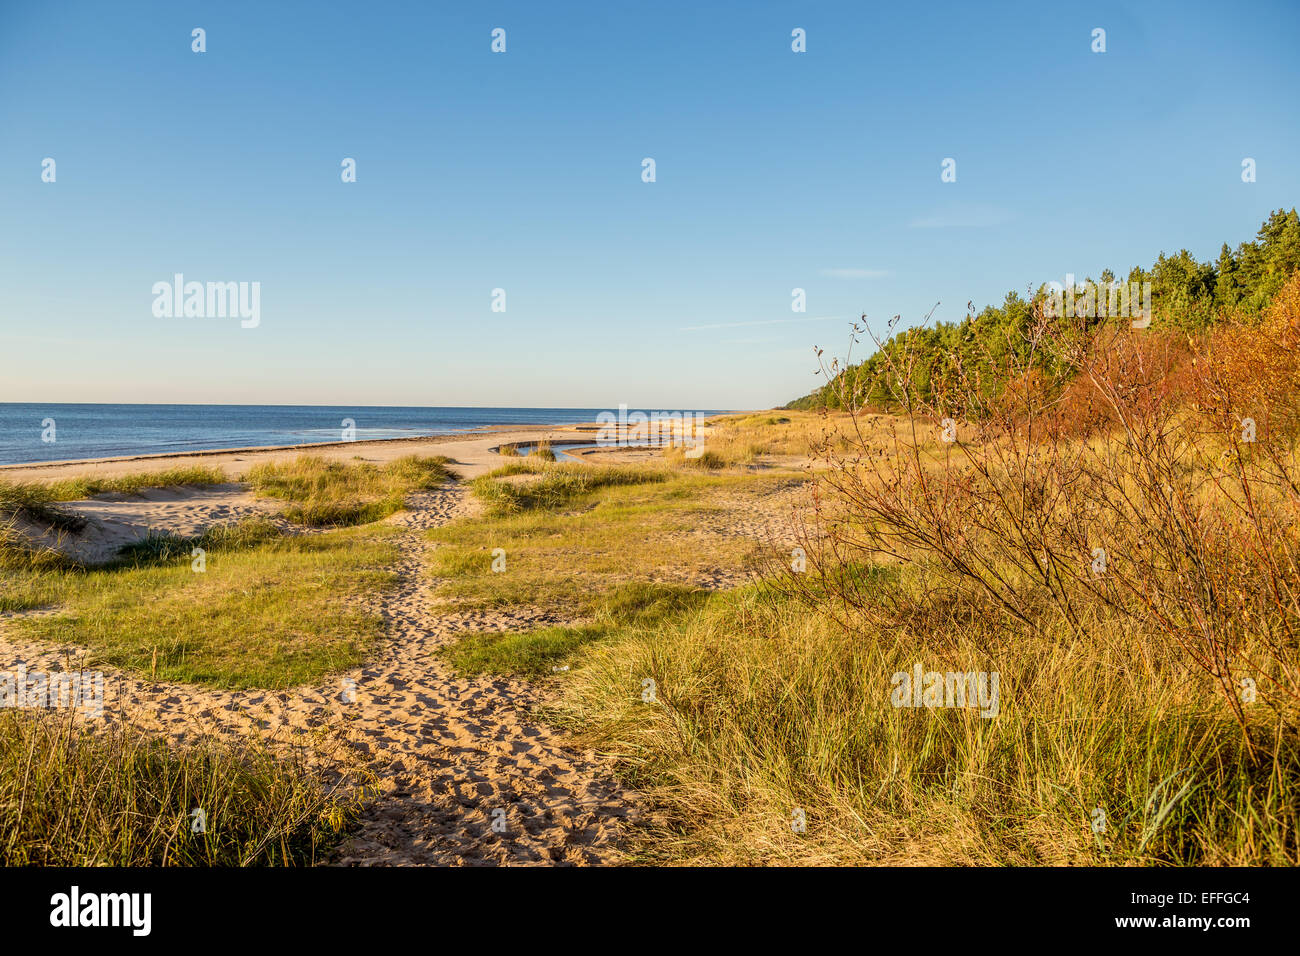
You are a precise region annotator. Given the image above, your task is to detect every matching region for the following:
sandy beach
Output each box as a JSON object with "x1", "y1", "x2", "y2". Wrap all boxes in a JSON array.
[
  {"x1": 0, "y1": 422, "x2": 722, "y2": 563},
  {"x1": 6, "y1": 0, "x2": 1294, "y2": 922},
  {"x1": 0, "y1": 422, "x2": 599, "y2": 484},
  {"x1": 0, "y1": 415, "x2": 807, "y2": 865}
]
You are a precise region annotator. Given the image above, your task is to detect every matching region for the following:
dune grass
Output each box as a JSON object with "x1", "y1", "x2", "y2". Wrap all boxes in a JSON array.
[
  {"x1": 0, "y1": 484, "x2": 83, "y2": 530},
  {"x1": 428, "y1": 411, "x2": 1300, "y2": 866},
  {"x1": 468, "y1": 460, "x2": 667, "y2": 516},
  {"x1": 5, "y1": 522, "x2": 399, "y2": 688},
  {"x1": 428, "y1": 465, "x2": 790, "y2": 624},
  {"x1": 41, "y1": 466, "x2": 230, "y2": 500},
  {"x1": 0, "y1": 517, "x2": 77, "y2": 580},
  {"x1": 0, "y1": 460, "x2": 409, "y2": 865},
  {"x1": 556, "y1": 577, "x2": 1299, "y2": 866},
  {"x1": 428, "y1": 462, "x2": 805, "y2": 675},
  {"x1": 0, "y1": 710, "x2": 362, "y2": 866},
  {"x1": 111, "y1": 516, "x2": 284, "y2": 565},
  {"x1": 0, "y1": 467, "x2": 231, "y2": 535},
  {"x1": 0, "y1": 458, "x2": 435, "y2": 867},
  {"x1": 659, "y1": 409, "x2": 856, "y2": 467},
  {"x1": 245, "y1": 454, "x2": 454, "y2": 526},
  {"x1": 682, "y1": 450, "x2": 727, "y2": 470},
  {"x1": 0, "y1": 466, "x2": 229, "y2": 508},
  {"x1": 439, "y1": 581, "x2": 709, "y2": 677},
  {"x1": 2, "y1": 457, "x2": 446, "y2": 681}
]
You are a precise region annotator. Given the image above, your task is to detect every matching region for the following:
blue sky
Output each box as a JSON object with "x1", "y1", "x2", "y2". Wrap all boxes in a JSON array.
[{"x1": 2, "y1": 0, "x2": 1297, "y2": 409}]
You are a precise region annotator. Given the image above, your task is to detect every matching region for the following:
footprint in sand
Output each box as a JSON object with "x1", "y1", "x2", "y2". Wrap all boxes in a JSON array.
[{"x1": 0, "y1": 483, "x2": 637, "y2": 866}]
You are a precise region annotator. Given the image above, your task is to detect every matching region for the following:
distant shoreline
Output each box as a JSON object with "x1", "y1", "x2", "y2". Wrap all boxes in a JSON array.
[
  {"x1": 0, "y1": 424, "x2": 536, "y2": 473},
  {"x1": 0, "y1": 406, "x2": 738, "y2": 471},
  {"x1": 0, "y1": 422, "x2": 591, "y2": 476},
  {"x1": 0, "y1": 414, "x2": 750, "y2": 484}
]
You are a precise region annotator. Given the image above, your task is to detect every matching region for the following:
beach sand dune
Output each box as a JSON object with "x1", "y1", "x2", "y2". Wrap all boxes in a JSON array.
[
  {"x1": 1, "y1": 485, "x2": 636, "y2": 865},
  {"x1": 1, "y1": 440, "x2": 643, "y2": 865},
  {"x1": 19, "y1": 484, "x2": 281, "y2": 564},
  {"x1": 0, "y1": 419, "x2": 797, "y2": 865},
  {"x1": 7, "y1": 423, "x2": 679, "y2": 566}
]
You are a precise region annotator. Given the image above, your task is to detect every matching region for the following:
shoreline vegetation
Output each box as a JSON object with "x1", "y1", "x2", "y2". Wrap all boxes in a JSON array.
[
  {"x1": 3, "y1": 260, "x2": 1300, "y2": 864},
  {"x1": 786, "y1": 208, "x2": 1300, "y2": 413}
]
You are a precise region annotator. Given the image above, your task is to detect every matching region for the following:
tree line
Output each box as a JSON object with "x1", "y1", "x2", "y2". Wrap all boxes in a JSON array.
[{"x1": 787, "y1": 208, "x2": 1300, "y2": 410}]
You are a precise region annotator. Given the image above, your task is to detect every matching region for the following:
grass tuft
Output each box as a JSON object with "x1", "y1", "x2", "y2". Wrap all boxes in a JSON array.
[
  {"x1": 44, "y1": 467, "x2": 228, "y2": 501},
  {"x1": 440, "y1": 582, "x2": 710, "y2": 677},
  {"x1": 112, "y1": 517, "x2": 284, "y2": 566},
  {"x1": 246, "y1": 455, "x2": 454, "y2": 527},
  {"x1": 0, "y1": 711, "x2": 363, "y2": 866},
  {"x1": 8, "y1": 527, "x2": 400, "y2": 688},
  {"x1": 470, "y1": 461, "x2": 665, "y2": 515},
  {"x1": 684, "y1": 450, "x2": 727, "y2": 470}
]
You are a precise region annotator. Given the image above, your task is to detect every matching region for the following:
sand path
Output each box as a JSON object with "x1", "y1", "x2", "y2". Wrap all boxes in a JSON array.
[
  {"x1": 0, "y1": 482, "x2": 635, "y2": 865},
  {"x1": 331, "y1": 487, "x2": 634, "y2": 864}
]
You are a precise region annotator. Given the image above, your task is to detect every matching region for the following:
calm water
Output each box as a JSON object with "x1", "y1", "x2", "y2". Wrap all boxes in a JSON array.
[
  {"x1": 0, "y1": 405, "x2": 721, "y2": 466},
  {"x1": 510, "y1": 441, "x2": 672, "y2": 463}
]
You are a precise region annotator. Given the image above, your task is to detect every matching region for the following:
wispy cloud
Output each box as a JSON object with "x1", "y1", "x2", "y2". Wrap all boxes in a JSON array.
[
  {"x1": 818, "y1": 268, "x2": 890, "y2": 279},
  {"x1": 909, "y1": 203, "x2": 1013, "y2": 229},
  {"x1": 680, "y1": 314, "x2": 842, "y2": 332}
]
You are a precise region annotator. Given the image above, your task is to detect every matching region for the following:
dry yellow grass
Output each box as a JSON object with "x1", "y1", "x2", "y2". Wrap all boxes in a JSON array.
[{"x1": 555, "y1": 363, "x2": 1300, "y2": 865}]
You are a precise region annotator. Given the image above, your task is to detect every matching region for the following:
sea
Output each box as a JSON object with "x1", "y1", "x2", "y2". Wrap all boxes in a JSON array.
[{"x1": 0, "y1": 404, "x2": 722, "y2": 466}]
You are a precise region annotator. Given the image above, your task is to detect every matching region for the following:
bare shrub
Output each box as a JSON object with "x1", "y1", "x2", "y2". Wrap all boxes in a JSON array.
[{"x1": 783, "y1": 284, "x2": 1300, "y2": 746}]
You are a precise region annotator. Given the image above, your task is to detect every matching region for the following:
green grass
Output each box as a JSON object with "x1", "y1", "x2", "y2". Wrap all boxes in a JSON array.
[
  {"x1": 428, "y1": 465, "x2": 791, "y2": 676},
  {"x1": 0, "y1": 484, "x2": 83, "y2": 530},
  {"x1": 428, "y1": 468, "x2": 782, "y2": 619},
  {"x1": 0, "y1": 459, "x2": 443, "y2": 866},
  {"x1": 43, "y1": 466, "x2": 230, "y2": 500},
  {"x1": 558, "y1": 569, "x2": 1300, "y2": 867},
  {"x1": 439, "y1": 582, "x2": 710, "y2": 677},
  {"x1": 734, "y1": 414, "x2": 791, "y2": 427},
  {"x1": 430, "y1": 466, "x2": 799, "y2": 682},
  {"x1": 6, "y1": 523, "x2": 400, "y2": 688},
  {"x1": 111, "y1": 516, "x2": 284, "y2": 565},
  {"x1": 246, "y1": 454, "x2": 454, "y2": 527},
  {"x1": 0, "y1": 467, "x2": 231, "y2": 533},
  {"x1": 2, "y1": 457, "x2": 449, "y2": 681},
  {"x1": 468, "y1": 460, "x2": 667, "y2": 516},
  {"x1": 0, "y1": 711, "x2": 363, "y2": 865},
  {"x1": 0, "y1": 519, "x2": 77, "y2": 580}
]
